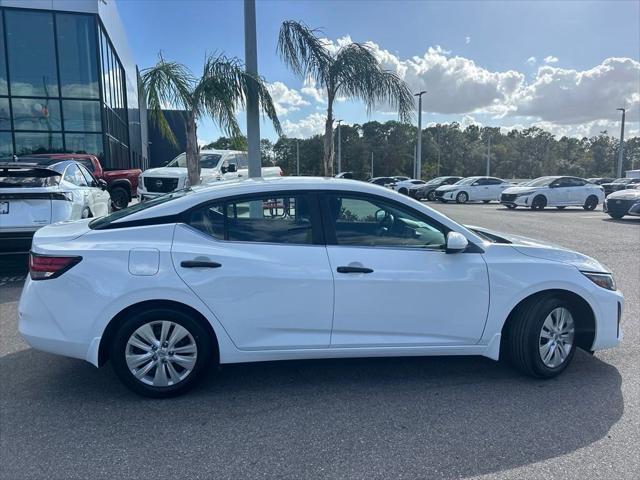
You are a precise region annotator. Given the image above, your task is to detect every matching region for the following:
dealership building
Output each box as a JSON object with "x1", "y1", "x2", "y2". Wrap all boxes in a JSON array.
[{"x1": 0, "y1": 0, "x2": 148, "y2": 170}]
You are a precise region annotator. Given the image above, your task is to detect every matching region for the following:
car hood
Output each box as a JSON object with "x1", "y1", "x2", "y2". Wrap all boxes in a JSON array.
[
  {"x1": 501, "y1": 186, "x2": 542, "y2": 195},
  {"x1": 467, "y1": 225, "x2": 610, "y2": 273},
  {"x1": 606, "y1": 189, "x2": 640, "y2": 200}
]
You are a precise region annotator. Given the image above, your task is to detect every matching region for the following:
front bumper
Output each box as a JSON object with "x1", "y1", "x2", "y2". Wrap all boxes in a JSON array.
[
  {"x1": 500, "y1": 194, "x2": 532, "y2": 207},
  {"x1": 604, "y1": 198, "x2": 640, "y2": 217}
]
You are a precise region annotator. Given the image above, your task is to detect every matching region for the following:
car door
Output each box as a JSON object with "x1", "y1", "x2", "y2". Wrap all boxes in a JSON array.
[
  {"x1": 471, "y1": 178, "x2": 489, "y2": 200},
  {"x1": 172, "y1": 191, "x2": 335, "y2": 350},
  {"x1": 320, "y1": 192, "x2": 489, "y2": 346},
  {"x1": 566, "y1": 178, "x2": 587, "y2": 204},
  {"x1": 78, "y1": 164, "x2": 110, "y2": 216},
  {"x1": 61, "y1": 163, "x2": 88, "y2": 218},
  {"x1": 486, "y1": 178, "x2": 509, "y2": 200},
  {"x1": 548, "y1": 178, "x2": 571, "y2": 205}
]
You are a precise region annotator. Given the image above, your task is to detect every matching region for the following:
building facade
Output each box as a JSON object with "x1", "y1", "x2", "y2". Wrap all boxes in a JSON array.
[{"x1": 0, "y1": 0, "x2": 148, "y2": 170}]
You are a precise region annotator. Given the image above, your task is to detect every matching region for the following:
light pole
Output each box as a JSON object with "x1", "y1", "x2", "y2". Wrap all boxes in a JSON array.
[
  {"x1": 371, "y1": 151, "x2": 374, "y2": 178},
  {"x1": 486, "y1": 134, "x2": 491, "y2": 176},
  {"x1": 414, "y1": 91, "x2": 427, "y2": 180},
  {"x1": 243, "y1": 0, "x2": 260, "y2": 179},
  {"x1": 436, "y1": 127, "x2": 441, "y2": 176},
  {"x1": 296, "y1": 139, "x2": 300, "y2": 176},
  {"x1": 336, "y1": 119, "x2": 343, "y2": 174},
  {"x1": 616, "y1": 108, "x2": 626, "y2": 178}
]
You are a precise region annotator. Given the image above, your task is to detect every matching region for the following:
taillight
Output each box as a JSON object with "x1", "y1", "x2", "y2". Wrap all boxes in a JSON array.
[{"x1": 29, "y1": 253, "x2": 82, "y2": 280}]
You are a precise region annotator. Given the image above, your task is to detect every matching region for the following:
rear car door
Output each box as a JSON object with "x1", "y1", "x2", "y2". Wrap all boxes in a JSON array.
[
  {"x1": 78, "y1": 164, "x2": 110, "y2": 216},
  {"x1": 61, "y1": 164, "x2": 88, "y2": 218},
  {"x1": 172, "y1": 191, "x2": 335, "y2": 350},
  {"x1": 320, "y1": 192, "x2": 489, "y2": 346}
]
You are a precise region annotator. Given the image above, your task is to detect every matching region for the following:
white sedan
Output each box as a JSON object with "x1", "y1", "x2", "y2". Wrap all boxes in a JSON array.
[
  {"x1": 500, "y1": 176, "x2": 605, "y2": 210},
  {"x1": 391, "y1": 179, "x2": 426, "y2": 195},
  {"x1": 19, "y1": 177, "x2": 623, "y2": 397},
  {"x1": 1, "y1": 160, "x2": 111, "y2": 253},
  {"x1": 435, "y1": 176, "x2": 511, "y2": 203}
]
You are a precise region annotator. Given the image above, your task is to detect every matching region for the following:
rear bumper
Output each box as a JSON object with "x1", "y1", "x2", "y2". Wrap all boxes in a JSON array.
[{"x1": 0, "y1": 230, "x2": 37, "y2": 254}]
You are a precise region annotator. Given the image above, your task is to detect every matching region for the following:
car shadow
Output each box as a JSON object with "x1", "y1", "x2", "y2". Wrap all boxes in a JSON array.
[{"x1": 0, "y1": 345, "x2": 623, "y2": 479}]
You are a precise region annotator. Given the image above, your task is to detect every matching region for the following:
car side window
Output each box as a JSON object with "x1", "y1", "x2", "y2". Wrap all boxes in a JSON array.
[
  {"x1": 188, "y1": 193, "x2": 315, "y2": 244},
  {"x1": 567, "y1": 178, "x2": 586, "y2": 187},
  {"x1": 78, "y1": 164, "x2": 96, "y2": 186},
  {"x1": 63, "y1": 164, "x2": 88, "y2": 187},
  {"x1": 235, "y1": 154, "x2": 248, "y2": 168},
  {"x1": 323, "y1": 193, "x2": 448, "y2": 249},
  {"x1": 486, "y1": 178, "x2": 502, "y2": 185},
  {"x1": 551, "y1": 178, "x2": 567, "y2": 188}
]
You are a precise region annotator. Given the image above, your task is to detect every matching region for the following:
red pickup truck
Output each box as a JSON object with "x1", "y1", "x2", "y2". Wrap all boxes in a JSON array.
[{"x1": 31, "y1": 154, "x2": 141, "y2": 210}]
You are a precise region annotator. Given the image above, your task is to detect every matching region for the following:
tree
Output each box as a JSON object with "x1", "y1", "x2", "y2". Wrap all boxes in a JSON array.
[
  {"x1": 142, "y1": 53, "x2": 282, "y2": 185},
  {"x1": 277, "y1": 20, "x2": 414, "y2": 176}
]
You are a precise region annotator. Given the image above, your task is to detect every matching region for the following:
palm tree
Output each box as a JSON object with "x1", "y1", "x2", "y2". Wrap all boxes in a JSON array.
[
  {"x1": 278, "y1": 21, "x2": 414, "y2": 176},
  {"x1": 142, "y1": 53, "x2": 282, "y2": 185}
]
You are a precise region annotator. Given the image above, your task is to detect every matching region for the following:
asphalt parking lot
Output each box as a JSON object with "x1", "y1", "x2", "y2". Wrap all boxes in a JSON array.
[{"x1": 1, "y1": 202, "x2": 638, "y2": 480}]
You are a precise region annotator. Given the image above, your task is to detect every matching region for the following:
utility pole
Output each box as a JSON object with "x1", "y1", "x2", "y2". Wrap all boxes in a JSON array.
[
  {"x1": 336, "y1": 119, "x2": 342, "y2": 174},
  {"x1": 616, "y1": 108, "x2": 626, "y2": 178},
  {"x1": 296, "y1": 139, "x2": 300, "y2": 176},
  {"x1": 413, "y1": 145, "x2": 417, "y2": 178},
  {"x1": 244, "y1": 0, "x2": 260, "y2": 179},
  {"x1": 436, "y1": 127, "x2": 441, "y2": 176},
  {"x1": 486, "y1": 134, "x2": 491, "y2": 176},
  {"x1": 414, "y1": 91, "x2": 427, "y2": 180},
  {"x1": 370, "y1": 151, "x2": 374, "y2": 178}
]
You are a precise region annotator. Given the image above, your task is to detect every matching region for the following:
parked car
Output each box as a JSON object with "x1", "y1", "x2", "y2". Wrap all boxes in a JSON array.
[
  {"x1": 603, "y1": 188, "x2": 640, "y2": 219},
  {"x1": 587, "y1": 177, "x2": 615, "y2": 186},
  {"x1": 19, "y1": 177, "x2": 622, "y2": 397},
  {"x1": 0, "y1": 159, "x2": 110, "y2": 254},
  {"x1": 31, "y1": 153, "x2": 141, "y2": 210},
  {"x1": 411, "y1": 176, "x2": 463, "y2": 201},
  {"x1": 601, "y1": 177, "x2": 640, "y2": 196},
  {"x1": 138, "y1": 150, "x2": 283, "y2": 201},
  {"x1": 500, "y1": 176, "x2": 605, "y2": 210},
  {"x1": 435, "y1": 176, "x2": 511, "y2": 203},
  {"x1": 368, "y1": 176, "x2": 396, "y2": 187},
  {"x1": 391, "y1": 179, "x2": 426, "y2": 195}
]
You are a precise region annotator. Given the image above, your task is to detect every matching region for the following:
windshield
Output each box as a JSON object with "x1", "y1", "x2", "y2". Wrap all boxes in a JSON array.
[
  {"x1": 612, "y1": 178, "x2": 631, "y2": 183},
  {"x1": 167, "y1": 153, "x2": 222, "y2": 169},
  {"x1": 89, "y1": 189, "x2": 192, "y2": 229},
  {"x1": 425, "y1": 177, "x2": 446, "y2": 185},
  {"x1": 521, "y1": 177, "x2": 557, "y2": 187},
  {"x1": 454, "y1": 177, "x2": 479, "y2": 185}
]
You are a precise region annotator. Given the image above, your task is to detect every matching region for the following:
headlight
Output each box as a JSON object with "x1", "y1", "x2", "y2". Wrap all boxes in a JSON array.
[{"x1": 582, "y1": 271, "x2": 616, "y2": 291}]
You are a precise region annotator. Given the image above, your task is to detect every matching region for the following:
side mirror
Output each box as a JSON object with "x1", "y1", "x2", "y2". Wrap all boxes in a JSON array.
[
  {"x1": 227, "y1": 163, "x2": 237, "y2": 173},
  {"x1": 97, "y1": 179, "x2": 108, "y2": 190},
  {"x1": 445, "y1": 231, "x2": 468, "y2": 254}
]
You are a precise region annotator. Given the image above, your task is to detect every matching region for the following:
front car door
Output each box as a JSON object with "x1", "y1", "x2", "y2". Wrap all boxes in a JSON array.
[
  {"x1": 548, "y1": 177, "x2": 571, "y2": 205},
  {"x1": 172, "y1": 191, "x2": 334, "y2": 350},
  {"x1": 61, "y1": 163, "x2": 88, "y2": 218},
  {"x1": 320, "y1": 192, "x2": 489, "y2": 346},
  {"x1": 77, "y1": 164, "x2": 110, "y2": 216}
]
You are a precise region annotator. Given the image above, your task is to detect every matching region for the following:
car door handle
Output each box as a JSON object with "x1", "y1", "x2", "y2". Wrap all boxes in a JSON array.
[
  {"x1": 180, "y1": 260, "x2": 222, "y2": 268},
  {"x1": 337, "y1": 266, "x2": 374, "y2": 274}
]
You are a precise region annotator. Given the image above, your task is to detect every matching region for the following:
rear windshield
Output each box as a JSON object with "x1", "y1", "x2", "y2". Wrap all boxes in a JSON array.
[
  {"x1": 0, "y1": 168, "x2": 61, "y2": 188},
  {"x1": 89, "y1": 189, "x2": 192, "y2": 229}
]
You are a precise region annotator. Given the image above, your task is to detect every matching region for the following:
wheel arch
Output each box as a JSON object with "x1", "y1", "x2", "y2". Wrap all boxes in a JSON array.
[
  {"x1": 500, "y1": 288, "x2": 596, "y2": 355},
  {"x1": 107, "y1": 179, "x2": 132, "y2": 197},
  {"x1": 97, "y1": 299, "x2": 220, "y2": 367}
]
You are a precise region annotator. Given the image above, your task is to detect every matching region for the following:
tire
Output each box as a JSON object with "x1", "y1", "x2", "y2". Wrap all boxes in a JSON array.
[
  {"x1": 505, "y1": 204, "x2": 517, "y2": 210},
  {"x1": 506, "y1": 295, "x2": 577, "y2": 378},
  {"x1": 556, "y1": 206, "x2": 566, "y2": 210},
  {"x1": 583, "y1": 195, "x2": 598, "y2": 211},
  {"x1": 531, "y1": 195, "x2": 547, "y2": 210},
  {"x1": 109, "y1": 186, "x2": 130, "y2": 211},
  {"x1": 427, "y1": 190, "x2": 436, "y2": 202},
  {"x1": 608, "y1": 212, "x2": 625, "y2": 219},
  {"x1": 110, "y1": 307, "x2": 214, "y2": 398},
  {"x1": 456, "y1": 191, "x2": 468, "y2": 204}
]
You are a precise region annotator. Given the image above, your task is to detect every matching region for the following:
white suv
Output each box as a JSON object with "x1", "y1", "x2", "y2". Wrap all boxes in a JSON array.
[{"x1": 138, "y1": 149, "x2": 282, "y2": 201}]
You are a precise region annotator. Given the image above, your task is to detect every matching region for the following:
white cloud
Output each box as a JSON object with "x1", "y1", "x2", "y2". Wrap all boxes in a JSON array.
[
  {"x1": 282, "y1": 112, "x2": 326, "y2": 138},
  {"x1": 301, "y1": 76, "x2": 327, "y2": 104},
  {"x1": 267, "y1": 81, "x2": 309, "y2": 116},
  {"x1": 543, "y1": 55, "x2": 559, "y2": 64},
  {"x1": 526, "y1": 56, "x2": 537, "y2": 66},
  {"x1": 465, "y1": 36, "x2": 471, "y2": 45}
]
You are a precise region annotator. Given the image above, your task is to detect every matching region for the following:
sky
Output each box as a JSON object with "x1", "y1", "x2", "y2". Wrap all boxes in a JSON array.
[{"x1": 117, "y1": 0, "x2": 640, "y2": 143}]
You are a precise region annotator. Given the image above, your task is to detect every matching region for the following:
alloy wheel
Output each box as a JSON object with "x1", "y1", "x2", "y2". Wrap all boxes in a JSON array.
[
  {"x1": 125, "y1": 320, "x2": 198, "y2": 387},
  {"x1": 538, "y1": 307, "x2": 575, "y2": 368}
]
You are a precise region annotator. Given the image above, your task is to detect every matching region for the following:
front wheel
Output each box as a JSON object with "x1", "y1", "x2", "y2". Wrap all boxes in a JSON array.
[
  {"x1": 556, "y1": 206, "x2": 566, "y2": 210},
  {"x1": 110, "y1": 186, "x2": 130, "y2": 210},
  {"x1": 506, "y1": 296, "x2": 576, "y2": 378},
  {"x1": 531, "y1": 195, "x2": 547, "y2": 210},
  {"x1": 110, "y1": 308, "x2": 214, "y2": 398},
  {"x1": 505, "y1": 204, "x2": 517, "y2": 210},
  {"x1": 399, "y1": 188, "x2": 408, "y2": 195},
  {"x1": 456, "y1": 192, "x2": 468, "y2": 204},
  {"x1": 427, "y1": 190, "x2": 436, "y2": 201},
  {"x1": 583, "y1": 195, "x2": 598, "y2": 211}
]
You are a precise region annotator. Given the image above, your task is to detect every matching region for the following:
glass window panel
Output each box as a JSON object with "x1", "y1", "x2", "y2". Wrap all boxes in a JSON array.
[
  {"x1": 14, "y1": 132, "x2": 63, "y2": 155},
  {"x1": 0, "y1": 98, "x2": 10, "y2": 129},
  {"x1": 0, "y1": 132, "x2": 12, "y2": 157},
  {"x1": 12, "y1": 98, "x2": 62, "y2": 131},
  {"x1": 62, "y1": 100, "x2": 101, "y2": 131},
  {"x1": 0, "y1": 11, "x2": 7, "y2": 95},
  {"x1": 56, "y1": 14, "x2": 99, "y2": 99},
  {"x1": 64, "y1": 132, "x2": 104, "y2": 159},
  {"x1": 5, "y1": 10, "x2": 59, "y2": 97}
]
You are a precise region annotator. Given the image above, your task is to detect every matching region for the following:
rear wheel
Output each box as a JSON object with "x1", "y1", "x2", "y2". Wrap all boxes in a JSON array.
[
  {"x1": 427, "y1": 190, "x2": 436, "y2": 201},
  {"x1": 506, "y1": 296, "x2": 576, "y2": 378},
  {"x1": 531, "y1": 195, "x2": 547, "y2": 210},
  {"x1": 456, "y1": 191, "x2": 468, "y2": 204},
  {"x1": 110, "y1": 308, "x2": 214, "y2": 398},
  {"x1": 110, "y1": 186, "x2": 130, "y2": 210},
  {"x1": 583, "y1": 195, "x2": 598, "y2": 211}
]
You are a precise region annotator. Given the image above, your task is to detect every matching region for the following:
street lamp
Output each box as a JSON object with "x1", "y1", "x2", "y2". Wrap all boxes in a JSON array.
[
  {"x1": 414, "y1": 91, "x2": 427, "y2": 180},
  {"x1": 486, "y1": 134, "x2": 491, "y2": 176},
  {"x1": 336, "y1": 119, "x2": 343, "y2": 174},
  {"x1": 244, "y1": 0, "x2": 260, "y2": 179},
  {"x1": 616, "y1": 108, "x2": 626, "y2": 178}
]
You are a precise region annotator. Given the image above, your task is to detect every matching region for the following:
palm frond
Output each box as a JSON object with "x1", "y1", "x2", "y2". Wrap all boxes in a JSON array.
[
  {"x1": 277, "y1": 20, "x2": 332, "y2": 85},
  {"x1": 332, "y1": 43, "x2": 414, "y2": 123}
]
